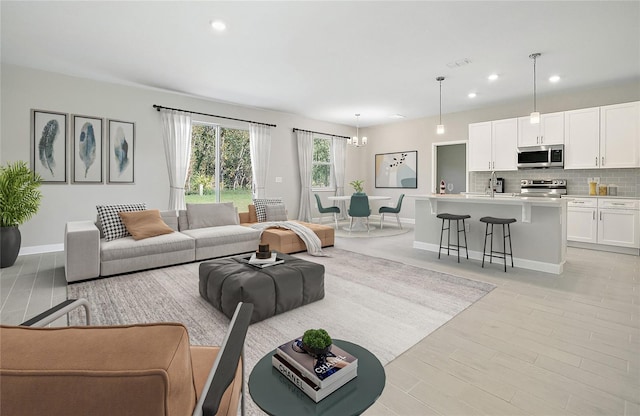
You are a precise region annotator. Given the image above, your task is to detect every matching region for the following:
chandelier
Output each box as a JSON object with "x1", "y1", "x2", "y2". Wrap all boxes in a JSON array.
[{"x1": 347, "y1": 114, "x2": 367, "y2": 147}]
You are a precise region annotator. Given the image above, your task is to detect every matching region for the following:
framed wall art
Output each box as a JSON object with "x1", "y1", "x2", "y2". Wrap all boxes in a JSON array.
[
  {"x1": 375, "y1": 150, "x2": 418, "y2": 188},
  {"x1": 31, "y1": 109, "x2": 67, "y2": 183},
  {"x1": 72, "y1": 115, "x2": 103, "y2": 183},
  {"x1": 107, "y1": 119, "x2": 135, "y2": 184}
]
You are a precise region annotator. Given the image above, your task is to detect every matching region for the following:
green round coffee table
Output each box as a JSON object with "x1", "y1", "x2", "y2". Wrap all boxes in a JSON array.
[{"x1": 248, "y1": 339, "x2": 385, "y2": 416}]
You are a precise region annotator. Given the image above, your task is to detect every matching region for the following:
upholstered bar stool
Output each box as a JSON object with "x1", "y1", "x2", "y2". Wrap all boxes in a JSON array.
[
  {"x1": 436, "y1": 213, "x2": 471, "y2": 263},
  {"x1": 480, "y1": 216, "x2": 516, "y2": 272}
]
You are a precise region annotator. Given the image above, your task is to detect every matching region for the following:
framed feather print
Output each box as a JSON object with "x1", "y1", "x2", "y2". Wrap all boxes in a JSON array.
[
  {"x1": 72, "y1": 115, "x2": 103, "y2": 183},
  {"x1": 107, "y1": 120, "x2": 135, "y2": 184},
  {"x1": 31, "y1": 110, "x2": 67, "y2": 183}
]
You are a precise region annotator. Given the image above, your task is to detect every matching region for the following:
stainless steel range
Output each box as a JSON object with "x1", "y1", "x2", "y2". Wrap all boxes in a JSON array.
[{"x1": 520, "y1": 179, "x2": 567, "y2": 197}]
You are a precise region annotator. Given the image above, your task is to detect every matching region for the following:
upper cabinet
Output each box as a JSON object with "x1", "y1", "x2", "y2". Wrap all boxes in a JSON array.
[
  {"x1": 468, "y1": 118, "x2": 517, "y2": 172},
  {"x1": 600, "y1": 101, "x2": 640, "y2": 169},
  {"x1": 565, "y1": 101, "x2": 639, "y2": 169},
  {"x1": 517, "y1": 112, "x2": 564, "y2": 147},
  {"x1": 564, "y1": 107, "x2": 600, "y2": 169}
]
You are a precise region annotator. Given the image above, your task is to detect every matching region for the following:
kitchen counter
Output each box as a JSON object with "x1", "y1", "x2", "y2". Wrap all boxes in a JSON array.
[
  {"x1": 409, "y1": 194, "x2": 567, "y2": 274},
  {"x1": 563, "y1": 195, "x2": 639, "y2": 200}
]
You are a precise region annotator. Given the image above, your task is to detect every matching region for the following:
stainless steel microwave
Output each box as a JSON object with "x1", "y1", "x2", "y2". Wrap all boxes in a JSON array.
[{"x1": 517, "y1": 144, "x2": 564, "y2": 169}]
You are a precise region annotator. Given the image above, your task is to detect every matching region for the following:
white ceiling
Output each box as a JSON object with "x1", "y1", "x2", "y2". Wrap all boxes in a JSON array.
[{"x1": 2, "y1": 1, "x2": 639, "y2": 127}]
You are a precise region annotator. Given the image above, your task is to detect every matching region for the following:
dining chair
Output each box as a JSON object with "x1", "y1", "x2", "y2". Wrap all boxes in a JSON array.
[
  {"x1": 314, "y1": 194, "x2": 340, "y2": 228},
  {"x1": 379, "y1": 194, "x2": 405, "y2": 229},
  {"x1": 348, "y1": 194, "x2": 371, "y2": 232}
]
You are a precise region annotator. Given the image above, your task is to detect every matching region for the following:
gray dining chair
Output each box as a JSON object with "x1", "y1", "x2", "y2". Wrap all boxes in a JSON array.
[{"x1": 379, "y1": 194, "x2": 405, "y2": 229}]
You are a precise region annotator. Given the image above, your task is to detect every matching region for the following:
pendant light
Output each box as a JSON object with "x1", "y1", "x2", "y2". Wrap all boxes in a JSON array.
[
  {"x1": 436, "y1": 76, "x2": 445, "y2": 134},
  {"x1": 529, "y1": 53, "x2": 541, "y2": 124},
  {"x1": 348, "y1": 114, "x2": 367, "y2": 147}
]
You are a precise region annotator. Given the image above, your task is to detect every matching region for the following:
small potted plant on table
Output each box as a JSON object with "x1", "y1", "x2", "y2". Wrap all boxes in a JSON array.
[
  {"x1": 301, "y1": 328, "x2": 332, "y2": 356},
  {"x1": 349, "y1": 180, "x2": 365, "y2": 195}
]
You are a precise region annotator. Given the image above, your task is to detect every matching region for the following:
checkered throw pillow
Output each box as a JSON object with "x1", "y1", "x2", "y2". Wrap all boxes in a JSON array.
[
  {"x1": 253, "y1": 198, "x2": 283, "y2": 222},
  {"x1": 97, "y1": 203, "x2": 146, "y2": 241}
]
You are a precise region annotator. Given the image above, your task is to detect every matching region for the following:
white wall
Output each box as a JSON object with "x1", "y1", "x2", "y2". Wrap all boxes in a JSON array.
[
  {"x1": 359, "y1": 79, "x2": 640, "y2": 219},
  {"x1": 2, "y1": 63, "x2": 638, "y2": 250},
  {"x1": 1, "y1": 64, "x2": 359, "y2": 250}
]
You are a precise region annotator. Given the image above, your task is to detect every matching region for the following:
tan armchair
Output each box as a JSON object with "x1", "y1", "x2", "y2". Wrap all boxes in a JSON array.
[{"x1": 0, "y1": 300, "x2": 253, "y2": 416}]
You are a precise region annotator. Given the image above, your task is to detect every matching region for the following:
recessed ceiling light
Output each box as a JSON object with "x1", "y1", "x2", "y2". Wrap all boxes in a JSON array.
[
  {"x1": 389, "y1": 114, "x2": 406, "y2": 119},
  {"x1": 210, "y1": 20, "x2": 226, "y2": 31},
  {"x1": 549, "y1": 75, "x2": 561, "y2": 83},
  {"x1": 488, "y1": 74, "x2": 499, "y2": 81},
  {"x1": 468, "y1": 92, "x2": 477, "y2": 98}
]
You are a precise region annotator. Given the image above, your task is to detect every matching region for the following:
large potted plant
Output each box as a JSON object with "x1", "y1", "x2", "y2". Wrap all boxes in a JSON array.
[{"x1": 0, "y1": 161, "x2": 43, "y2": 268}]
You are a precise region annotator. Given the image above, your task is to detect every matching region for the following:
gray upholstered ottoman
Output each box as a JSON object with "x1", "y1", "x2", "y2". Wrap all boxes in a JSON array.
[{"x1": 199, "y1": 253, "x2": 325, "y2": 323}]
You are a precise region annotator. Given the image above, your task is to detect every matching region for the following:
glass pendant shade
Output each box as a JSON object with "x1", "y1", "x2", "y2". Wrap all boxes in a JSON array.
[
  {"x1": 352, "y1": 136, "x2": 359, "y2": 146},
  {"x1": 362, "y1": 137, "x2": 368, "y2": 145},
  {"x1": 347, "y1": 137, "x2": 353, "y2": 145},
  {"x1": 530, "y1": 111, "x2": 540, "y2": 124},
  {"x1": 436, "y1": 124, "x2": 445, "y2": 135}
]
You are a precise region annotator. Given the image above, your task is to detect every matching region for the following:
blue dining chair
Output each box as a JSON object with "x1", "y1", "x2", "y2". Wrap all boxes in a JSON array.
[
  {"x1": 348, "y1": 194, "x2": 371, "y2": 232},
  {"x1": 379, "y1": 194, "x2": 405, "y2": 229},
  {"x1": 314, "y1": 194, "x2": 340, "y2": 228}
]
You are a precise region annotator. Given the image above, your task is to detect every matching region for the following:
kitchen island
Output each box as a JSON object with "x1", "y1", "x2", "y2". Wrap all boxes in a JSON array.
[{"x1": 410, "y1": 194, "x2": 568, "y2": 274}]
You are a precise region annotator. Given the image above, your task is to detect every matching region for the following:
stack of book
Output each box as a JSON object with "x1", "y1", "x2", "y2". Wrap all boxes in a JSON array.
[
  {"x1": 272, "y1": 337, "x2": 358, "y2": 402},
  {"x1": 246, "y1": 252, "x2": 284, "y2": 268}
]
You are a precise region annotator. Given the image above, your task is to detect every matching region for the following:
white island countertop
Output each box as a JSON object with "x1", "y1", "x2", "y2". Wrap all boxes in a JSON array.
[{"x1": 408, "y1": 193, "x2": 568, "y2": 223}]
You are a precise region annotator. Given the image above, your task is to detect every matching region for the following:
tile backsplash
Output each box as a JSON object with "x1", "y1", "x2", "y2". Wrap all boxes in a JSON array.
[{"x1": 470, "y1": 168, "x2": 640, "y2": 197}]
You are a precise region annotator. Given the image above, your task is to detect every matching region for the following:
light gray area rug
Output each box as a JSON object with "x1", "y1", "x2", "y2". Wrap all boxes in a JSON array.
[
  {"x1": 68, "y1": 247, "x2": 494, "y2": 414},
  {"x1": 333, "y1": 222, "x2": 410, "y2": 238}
]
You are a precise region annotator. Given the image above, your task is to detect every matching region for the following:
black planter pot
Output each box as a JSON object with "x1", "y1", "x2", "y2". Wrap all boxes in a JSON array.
[{"x1": 1, "y1": 226, "x2": 21, "y2": 268}]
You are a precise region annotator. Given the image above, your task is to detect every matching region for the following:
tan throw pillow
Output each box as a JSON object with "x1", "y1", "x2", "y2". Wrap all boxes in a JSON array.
[
  {"x1": 118, "y1": 210, "x2": 174, "y2": 240},
  {"x1": 186, "y1": 202, "x2": 239, "y2": 229}
]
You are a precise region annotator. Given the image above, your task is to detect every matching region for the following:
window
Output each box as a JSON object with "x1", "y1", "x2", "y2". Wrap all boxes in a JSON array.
[
  {"x1": 312, "y1": 136, "x2": 334, "y2": 190},
  {"x1": 186, "y1": 123, "x2": 253, "y2": 209}
]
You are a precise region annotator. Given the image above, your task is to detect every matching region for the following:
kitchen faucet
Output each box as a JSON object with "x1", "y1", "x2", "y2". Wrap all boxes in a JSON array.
[{"x1": 489, "y1": 171, "x2": 497, "y2": 198}]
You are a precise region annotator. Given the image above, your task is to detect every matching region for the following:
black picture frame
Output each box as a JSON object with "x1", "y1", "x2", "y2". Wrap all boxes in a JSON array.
[{"x1": 374, "y1": 150, "x2": 418, "y2": 188}]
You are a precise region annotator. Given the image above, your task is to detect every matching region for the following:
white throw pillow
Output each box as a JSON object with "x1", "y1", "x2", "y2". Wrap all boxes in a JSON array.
[
  {"x1": 96, "y1": 203, "x2": 147, "y2": 241},
  {"x1": 253, "y1": 197, "x2": 283, "y2": 222},
  {"x1": 186, "y1": 203, "x2": 239, "y2": 229},
  {"x1": 265, "y1": 204, "x2": 287, "y2": 222}
]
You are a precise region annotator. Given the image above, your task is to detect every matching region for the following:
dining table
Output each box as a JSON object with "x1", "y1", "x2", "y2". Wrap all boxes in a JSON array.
[{"x1": 328, "y1": 195, "x2": 392, "y2": 231}]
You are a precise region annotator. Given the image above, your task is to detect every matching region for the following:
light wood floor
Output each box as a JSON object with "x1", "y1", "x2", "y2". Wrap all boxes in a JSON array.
[
  {"x1": 1, "y1": 226, "x2": 638, "y2": 415},
  {"x1": 338, "y1": 227, "x2": 639, "y2": 416}
]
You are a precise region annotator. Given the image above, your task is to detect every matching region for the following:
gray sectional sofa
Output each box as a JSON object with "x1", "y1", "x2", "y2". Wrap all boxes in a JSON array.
[{"x1": 64, "y1": 208, "x2": 261, "y2": 283}]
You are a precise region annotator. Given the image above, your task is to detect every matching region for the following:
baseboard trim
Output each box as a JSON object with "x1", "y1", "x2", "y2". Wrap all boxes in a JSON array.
[
  {"x1": 19, "y1": 244, "x2": 64, "y2": 255},
  {"x1": 568, "y1": 241, "x2": 639, "y2": 256},
  {"x1": 412, "y1": 241, "x2": 563, "y2": 275}
]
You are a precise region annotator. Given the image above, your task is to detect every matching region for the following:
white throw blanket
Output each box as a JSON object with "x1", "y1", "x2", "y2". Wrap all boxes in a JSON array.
[{"x1": 250, "y1": 221, "x2": 327, "y2": 256}]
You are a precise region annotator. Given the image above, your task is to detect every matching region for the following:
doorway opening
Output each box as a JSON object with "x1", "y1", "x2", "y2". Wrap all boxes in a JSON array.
[{"x1": 432, "y1": 140, "x2": 467, "y2": 194}]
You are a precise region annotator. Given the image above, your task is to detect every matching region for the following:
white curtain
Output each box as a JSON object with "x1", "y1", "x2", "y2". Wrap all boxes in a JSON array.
[
  {"x1": 332, "y1": 136, "x2": 347, "y2": 218},
  {"x1": 160, "y1": 109, "x2": 192, "y2": 210},
  {"x1": 250, "y1": 123, "x2": 271, "y2": 199},
  {"x1": 296, "y1": 130, "x2": 314, "y2": 221}
]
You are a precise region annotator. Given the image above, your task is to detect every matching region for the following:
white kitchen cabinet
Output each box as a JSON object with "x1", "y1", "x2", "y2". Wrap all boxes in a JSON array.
[
  {"x1": 597, "y1": 199, "x2": 640, "y2": 249},
  {"x1": 468, "y1": 122, "x2": 492, "y2": 171},
  {"x1": 567, "y1": 199, "x2": 598, "y2": 243},
  {"x1": 517, "y1": 112, "x2": 564, "y2": 147},
  {"x1": 567, "y1": 198, "x2": 640, "y2": 249},
  {"x1": 565, "y1": 101, "x2": 640, "y2": 169},
  {"x1": 564, "y1": 107, "x2": 600, "y2": 169},
  {"x1": 468, "y1": 118, "x2": 517, "y2": 172},
  {"x1": 600, "y1": 101, "x2": 640, "y2": 168}
]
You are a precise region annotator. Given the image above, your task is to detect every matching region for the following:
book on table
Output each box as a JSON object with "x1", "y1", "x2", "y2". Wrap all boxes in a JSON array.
[
  {"x1": 243, "y1": 253, "x2": 285, "y2": 268},
  {"x1": 275, "y1": 337, "x2": 358, "y2": 389},
  {"x1": 271, "y1": 354, "x2": 357, "y2": 403}
]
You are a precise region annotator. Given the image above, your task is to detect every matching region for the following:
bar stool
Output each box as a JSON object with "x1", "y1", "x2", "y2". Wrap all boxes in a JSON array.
[
  {"x1": 480, "y1": 216, "x2": 516, "y2": 272},
  {"x1": 436, "y1": 213, "x2": 470, "y2": 263}
]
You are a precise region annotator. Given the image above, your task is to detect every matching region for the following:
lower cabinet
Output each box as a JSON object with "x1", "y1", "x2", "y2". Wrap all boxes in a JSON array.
[{"x1": 567, "y1": 198, "x2": 640, "y2": 249}]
